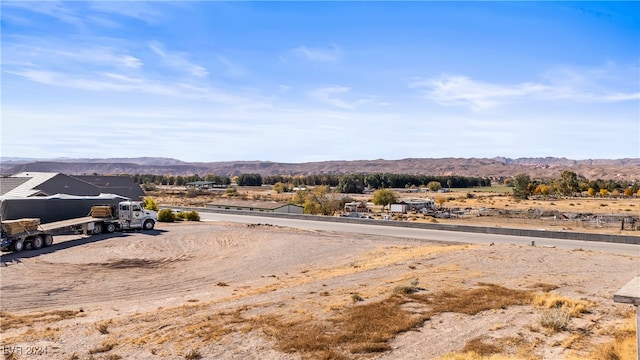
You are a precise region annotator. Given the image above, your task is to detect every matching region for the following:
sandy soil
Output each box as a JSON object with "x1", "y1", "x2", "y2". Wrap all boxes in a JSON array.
[{"x1": 0, "y1": 221, "x2": 638, "y2": 360}]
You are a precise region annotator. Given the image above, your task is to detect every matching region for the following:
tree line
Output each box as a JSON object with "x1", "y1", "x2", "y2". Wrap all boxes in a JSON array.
[
  {"x1": 131, "y1": 174, "x2": 230, "y2": 186},
  {"x1": 130, "y1": 171, "x2": 637, "y2": 198},
  {"x1": 511, "y1": 170, "x2": 640, "y2": 199},
  {"x1": 131, "y1": 173, "x2": 490, "y2": 193},
  {"x1": 265, "y1": 173, "x2": 490, "y2": 193}
]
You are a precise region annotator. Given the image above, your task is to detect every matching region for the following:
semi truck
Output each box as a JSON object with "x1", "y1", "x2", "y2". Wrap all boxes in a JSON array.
[{"x1": 1, "y1": 200, "x2": 157, "y2": 252}]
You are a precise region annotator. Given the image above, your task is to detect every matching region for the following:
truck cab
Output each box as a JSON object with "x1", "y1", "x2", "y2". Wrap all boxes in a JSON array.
[{"x1": 117, "y1": 201, "x2": 157, "y2": 230}]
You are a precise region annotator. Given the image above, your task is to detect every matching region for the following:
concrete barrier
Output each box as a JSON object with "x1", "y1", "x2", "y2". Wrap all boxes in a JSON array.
[{"x1": 170, "y1": 206, "x2": 640, "y2": 245}]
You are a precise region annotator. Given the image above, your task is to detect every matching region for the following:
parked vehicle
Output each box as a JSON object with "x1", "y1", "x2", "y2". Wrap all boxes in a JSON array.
[{"x1": 1, "y1": 201, "x2": 157, "y2": 252}]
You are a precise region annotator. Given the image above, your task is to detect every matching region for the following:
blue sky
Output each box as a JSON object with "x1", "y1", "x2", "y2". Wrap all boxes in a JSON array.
[{"x1": 2, "y1": 1, "x2": 639, "y2": 163}]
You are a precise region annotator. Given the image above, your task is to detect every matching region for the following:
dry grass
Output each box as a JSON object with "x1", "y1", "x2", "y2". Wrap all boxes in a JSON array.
[
  {"x1": 96, "y1": 321, "x2": 110, "y2": 334},
  {"x1": 588, "y1": 309, "x2": 638, "y2": 360},
  {"x1": 410, "y1": 283, "x2": 533, "y2": 315},
  {"x1": 438, "y1": 336, "x2": 537, "y2": 360},
  {"x1": 184, "y1": 349, "x2": 201, "y2": 359},
  {"x1": 245, "y1": 283, "x2": 545, "y2": 359},
  {"x1": 533, "y1": 293, "x2": 593, "y2": 317},
  {"x1": 538, "y1": 308, "x2": 571, "y2": 332},
  {"x1": 528, "y1": 282, "x2": 559, "y2": 292},
  {"x1": 461, "y1": 337, "x2": 503, "y2": 356},
  {"x1": 0, "y1": 310, "x2": 82, "y2": 331},
  {"x1": 88, "y1": 340, "x2": 116, "y2": 354},
  {"x1": 249, "y1": 294, "x2": 427, "y2": 358},
  {"x1": 590, "y1": 337, "x2": 637, "y2": 360},
  {"x1": 437, "y1": 353, "x2": 532, "y2": 360}
]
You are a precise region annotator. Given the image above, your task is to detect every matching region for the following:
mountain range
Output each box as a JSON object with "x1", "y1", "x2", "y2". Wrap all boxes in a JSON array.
[{"x1": 1, "y1": 157, "x2": 639, "y2": 181}]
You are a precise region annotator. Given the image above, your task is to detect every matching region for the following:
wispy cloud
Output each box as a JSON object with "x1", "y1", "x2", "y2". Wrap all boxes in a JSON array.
[
  {"x1": 291, "y1": 45, "x2": 341, "y2": 62},
  {"x1": 216, "y1": 56, "x2": 246, "y2": 77},
  {"x1": 310, "y1": 86, "x2": 377, "y2": 109},
  {"x1": 2, "y1": 1, "x2": 167, "y2": 29},
  {"x1": 88, "y1": 1, "x2": 165, "y2": 23},
  {"x1": 411, "y1": 75, "x2": 549, "y2": 111},
  {"x1": 2, "y1": 40, "x2": 143, "y2": 69},
  {"x1": 149, "y1": 42, "x2": 209, "y2": 77},
  {"x1": 412, "y1": 64, "x2": 640, "y2": 111},
  {"x1": 6, "y1": 69, "x2": 249, "y2": 105},
  {"x1": 2, "y1": 1, "x2": 86, "y2": 27}
]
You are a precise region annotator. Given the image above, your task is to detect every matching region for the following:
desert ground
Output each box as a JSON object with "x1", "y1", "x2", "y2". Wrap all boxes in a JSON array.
[{"x1": 0, "y1": 219, "x2": 638, "y2": 360}]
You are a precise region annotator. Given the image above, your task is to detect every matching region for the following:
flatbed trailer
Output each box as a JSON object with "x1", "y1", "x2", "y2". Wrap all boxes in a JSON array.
[
  {"x1": 1, "y1": 216, "x2": 102, "y2": 252},
  {"x1": 1, "y1": 200, "x2": 157, "y2": 252}
]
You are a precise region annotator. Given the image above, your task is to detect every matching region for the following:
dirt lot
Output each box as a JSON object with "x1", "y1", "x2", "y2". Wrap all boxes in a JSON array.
[{"x1": 1, "y1": 221, "x2": 638, "y2": 360}]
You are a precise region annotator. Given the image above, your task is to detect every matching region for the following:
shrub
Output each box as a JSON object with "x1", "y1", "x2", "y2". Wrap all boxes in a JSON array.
[
  {"x1": 143, "y1": 197, "x2": 159, "y2": 211},
  {"x1": 184, "y1": 349, "x2": 201, "y2": 360},
  {"x1": 185, "y1": 211, "x2": 200, "y2": 221},
  {"x1": 538, "y1": 308, "x2": 570, "y2": 332},
  {"x1": 158, "y1": 209, "x2": 176, "y2": 222},
  {"x1": 142, "y1": 182, "x2": 157, "y2": 191},
  {"x1": 96, "y1": 321, "x2": 109, "y2": 334}
]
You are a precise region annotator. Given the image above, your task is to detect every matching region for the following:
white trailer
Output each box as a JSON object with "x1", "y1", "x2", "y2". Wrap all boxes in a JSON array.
[
  {"x1": 390, "y1": 204, "x2": 408, "y2": 214},
  {"x1": 1, "y1": 201, "x2": 157, "y2": 252}
]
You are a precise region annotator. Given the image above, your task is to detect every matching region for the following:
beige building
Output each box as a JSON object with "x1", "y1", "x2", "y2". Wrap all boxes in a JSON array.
[{"x1": 206, "y1": 200, "x2": 303, "y2": 214}]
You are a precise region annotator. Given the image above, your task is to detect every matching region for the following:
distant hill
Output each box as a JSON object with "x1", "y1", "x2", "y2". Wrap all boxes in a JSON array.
[{"x1": 1, "y1": 157, "x2": 639, "y2": 181}]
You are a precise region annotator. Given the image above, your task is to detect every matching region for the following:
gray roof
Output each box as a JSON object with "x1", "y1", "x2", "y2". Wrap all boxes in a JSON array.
[
  {"x1": 0, "y1": 177, "x2": 31, "y2": 196},
  {"x1": 74, "y1": 175, "x2": 146, "y2": 199},
  {"x1": 1, "y1": 172, "x2": 59, "y2": 197},
  {"x1": 1, "y1": 172, "x2": 144, "y2": 199}
]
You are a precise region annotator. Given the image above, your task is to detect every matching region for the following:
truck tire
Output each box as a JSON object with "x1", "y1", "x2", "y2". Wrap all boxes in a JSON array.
[
  {"x1": 143, "y1": 220, "x2": 155, "y2": 230},
  {"x1": 12, "y1": 239, "x2": 24, "y2": 252},
  {"x1": 43, "y1": 234, "x2": 54, "y2": 247},
  {"x1": 32, "y1": 235, "x2": 44, "y2": 250},
  {"x1": 92, "y1": 223, "x2": 103, "y2": 235},
  {"x1": 105, "y1": 223, "x2": 117, "y2": 233}
]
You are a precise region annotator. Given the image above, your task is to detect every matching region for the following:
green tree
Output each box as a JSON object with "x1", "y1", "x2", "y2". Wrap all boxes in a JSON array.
[
  {"x1": 237, "y1": 173, "x2": 263, "y2": 186},
  {"x1": 426, "y1": 181, "x2": 442, "y2": 191},
  {"x1": 512, "y1": 173, "x2": 532, "y2": 199},
  {"x1": 558, "y1": 170, "x2": 579, "y2": 196},
  {"x1": 337, "y1": 174, "x2": 365, "y2": 194},
  {"x1": 372, "y1": 189, "x2": 398, "y2": 212},
  {"x1": 272, "y1": 182, "x2": 286, "y2": 193},
  {"x1": 293, "y1": 186, "x2": 338, "y2": 215}
]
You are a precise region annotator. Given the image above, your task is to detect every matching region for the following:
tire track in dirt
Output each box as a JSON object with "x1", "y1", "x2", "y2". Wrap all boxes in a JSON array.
[{"x1": 0, "y1": 223, "x2": 334, "y2": 312}]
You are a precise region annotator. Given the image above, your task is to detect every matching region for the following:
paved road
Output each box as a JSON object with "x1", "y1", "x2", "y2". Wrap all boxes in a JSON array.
[{"x1": 200, "y1": 213, "x2": 640, "y2": 256}]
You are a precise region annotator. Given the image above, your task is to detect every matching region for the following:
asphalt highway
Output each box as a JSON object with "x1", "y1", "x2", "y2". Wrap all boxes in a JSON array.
[{"x1": 200, "y1": 212, "x2": 640, "y2": 256}]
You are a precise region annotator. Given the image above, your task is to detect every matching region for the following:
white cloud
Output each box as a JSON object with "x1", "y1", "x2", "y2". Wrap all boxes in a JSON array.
[
  {"x1": 411, "y1": 75, "x2": 549, "y2": 111},
  {"x1": 310, "y1": 86, "x2": 377, "y2": 109},
  {"x1": 1, "y1": 40, "x2": 143, "y2": 69},
  {"x1": 6, "y1": 69, "x2": 250, "y2": 105},
  {"x1": 149, "y1": 42, "x2": 209, "y2": 77},
  {"x1": 291, "y1": 45, "x2": 340, "y2": 63},
  {"x1": 1, "y1": 1, "x2": 86, "y2": 27},
  {"x1": 88, "y1": 1, "x2": 165, "y2": 23},
  {"x1": 412, "y1": 65, "x2": 640, "y2": 111},
  {"x1": 120, "y1": 55, "x2": 143, "y2": 68},
  {"x1": 216, "y1": 56, "x2": 246, "y2": 77}
]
